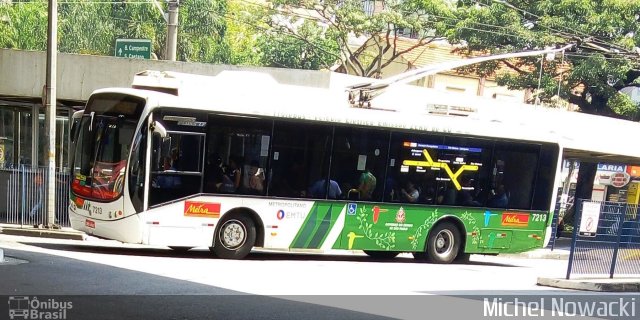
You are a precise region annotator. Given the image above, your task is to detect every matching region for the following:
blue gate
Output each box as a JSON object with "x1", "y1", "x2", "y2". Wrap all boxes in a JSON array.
[{"x1": 566, "y1": 200, "x2": 640, "y2": 279}]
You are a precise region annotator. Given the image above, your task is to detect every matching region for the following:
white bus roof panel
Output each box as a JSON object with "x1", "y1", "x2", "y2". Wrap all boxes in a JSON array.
[{"x1": 90, "y1": 70, "x2": 640, "y2": 165}]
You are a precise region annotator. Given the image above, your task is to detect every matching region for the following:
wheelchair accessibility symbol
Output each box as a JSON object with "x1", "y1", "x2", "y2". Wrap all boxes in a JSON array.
[{"x1": 347, "y1": 203, "x2": 357, "y2": 215}]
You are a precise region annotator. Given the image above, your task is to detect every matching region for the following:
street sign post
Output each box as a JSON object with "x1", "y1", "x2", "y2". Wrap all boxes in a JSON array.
[
  {"x1": 579, "y1": 201, "x2": 601, "y2": 237},
  {"x1": 115, "y1": 39, "x2": 152, "y2": 59}
]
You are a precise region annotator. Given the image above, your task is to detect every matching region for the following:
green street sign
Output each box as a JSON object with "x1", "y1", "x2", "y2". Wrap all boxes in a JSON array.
[{"x1": 115, "y1": 39, "x2": 152, "y2": 59}]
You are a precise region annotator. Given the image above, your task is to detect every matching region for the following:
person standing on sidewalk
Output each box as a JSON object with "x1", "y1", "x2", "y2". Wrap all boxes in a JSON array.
[{"x1": 29, "y1": 172, "x2": 44, "y2": 227}]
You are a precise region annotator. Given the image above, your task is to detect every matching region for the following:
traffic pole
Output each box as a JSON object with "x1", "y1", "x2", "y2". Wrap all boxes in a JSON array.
[
  {"x1": 45, "y1": 0, "x2": 58, "y2": 228},
  {"x1": 166, "y1": 0, "x2": 179, "y2": 61}
]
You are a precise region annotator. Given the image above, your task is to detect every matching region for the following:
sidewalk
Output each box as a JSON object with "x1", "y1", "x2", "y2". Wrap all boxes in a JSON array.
[
  {"x1": 533, "y1": 238, "x2": 640, "y2": 292},
  {"x1": 500, "y1": 237, "x2": 572, "y2": 260},
  {"x1": 537, "y1": 277, "x2": 640, "y2": 292},
  {"x1": 0, "y1": 223, "x2": 86, "y2": 241}
]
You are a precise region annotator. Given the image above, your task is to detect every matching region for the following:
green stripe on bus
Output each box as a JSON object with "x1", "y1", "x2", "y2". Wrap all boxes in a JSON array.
[
  {"x1": 290, "y1": 203, "x2": 319, "y2": 248},
  {"x1": 307, "y1": 203, "x2": 335, "y2": 249}
]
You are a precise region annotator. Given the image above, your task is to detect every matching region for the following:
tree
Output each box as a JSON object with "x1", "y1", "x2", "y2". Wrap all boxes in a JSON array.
[
  {"x1": 1, "y1": 0, "x2": 230, "y2": 62},
  {"x1": 223, "y1": 0, "x2": 263, "y2": 66},
  {"x1": 175, "y1": 0, "x2": 229, "y2": 63},
  {"x1": 257, "y1": 18, "x2": 340, "y2": 69},
  {"x1": 264, "y1": 0, "x2": 455, "y2": 76},
  {"x1": 449, "y1": 0, "x2": 640, "y2": 120},
  {"x1": 0, "y1": 0, "x2": 48, "y2": 50}
]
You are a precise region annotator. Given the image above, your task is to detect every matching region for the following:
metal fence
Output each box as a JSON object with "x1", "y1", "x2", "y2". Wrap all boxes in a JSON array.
[
  {"x1": 2, "y1": 166, "x2": 70, "y2": 227},
  {"x1": 566, "y1": 200, "x2": 640, "y2": 279},
  {"x1": 547, "y1": 201, "x2": 562, "y2": 249}
]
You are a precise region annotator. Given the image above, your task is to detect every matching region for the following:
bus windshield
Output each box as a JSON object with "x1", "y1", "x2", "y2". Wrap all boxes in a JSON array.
[{"x1": 71, "y1": 94, "x2": 143, "y2": 201}]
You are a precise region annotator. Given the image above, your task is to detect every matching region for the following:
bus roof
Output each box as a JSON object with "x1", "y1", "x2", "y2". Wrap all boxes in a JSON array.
[
  {"x1": 91, "y1": 70, "x2": 640, "y2": 165},
  {"x1": 374, "y1": 84, "x2": 640, "y2": 164},
  {"x1": 125, "y1": 70, "x2": 560, "y2": 143}
]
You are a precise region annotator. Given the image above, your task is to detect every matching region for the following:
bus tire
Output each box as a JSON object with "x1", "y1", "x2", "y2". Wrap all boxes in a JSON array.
[
  {"x1": 425, "y1": 222, "x2": 461, "y2": 264},
  {"x1": 169, "y1": 246, "x2": 193, "y2": 252},
  {"x1": 212, "y1": 215, "x2": 256, "y2": 260},
  {"x1": 363, "y1": 250, "x2": 400, "y2": 259}
]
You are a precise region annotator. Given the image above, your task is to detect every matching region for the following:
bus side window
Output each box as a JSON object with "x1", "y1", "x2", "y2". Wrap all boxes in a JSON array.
[
  {"x1": 149, "y1": 131, "x2": 205, "y2": 206},
  {"x1": 531, "y1": 144, "x2": 559, "y2": 210},
  {"x1": 442, "y1": 136, "x2": 494, "y2": 208},
  {"x1": 387, "y1": 132, "x2": 444, "y2": 204},
  {"x1": 270, "y1": 121, "x2": 331, "y2": 199},
  {"x1": 205, "y1": 115, "x2": 272, "y2": 196},
  {"x1": 331, "y1": 127, "x2": 388, "y2": 202},
  {"x1": 491, "y1": 142, "x2": 541, "y2": 210}
]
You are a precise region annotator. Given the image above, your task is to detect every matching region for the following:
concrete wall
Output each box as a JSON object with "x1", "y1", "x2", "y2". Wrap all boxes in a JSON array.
[{"x1": 0, "y1": 49, "x2": 338, "y2": 102}]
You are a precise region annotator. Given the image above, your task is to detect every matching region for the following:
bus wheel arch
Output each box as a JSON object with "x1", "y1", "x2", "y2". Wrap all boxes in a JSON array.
[
  {"x1": 423, "y1": 217, "x2": 467, "y2": 264},
  {"x1": 210, "y1": 207, "x2": 263, "y2": 259}
]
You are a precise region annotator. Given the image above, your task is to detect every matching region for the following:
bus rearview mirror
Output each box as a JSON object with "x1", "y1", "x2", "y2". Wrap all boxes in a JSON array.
[{"x1": 151, "y1": 121, "x2": 168, "y2": 138}]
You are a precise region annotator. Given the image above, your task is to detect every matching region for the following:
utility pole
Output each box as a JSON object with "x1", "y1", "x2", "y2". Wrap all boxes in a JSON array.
[
  {"x1": 166, "y1": 0, "x2": 179, "y2": 61},
  {"x1": 44, "y1": 0, "x2": 58, "y2": 228}
]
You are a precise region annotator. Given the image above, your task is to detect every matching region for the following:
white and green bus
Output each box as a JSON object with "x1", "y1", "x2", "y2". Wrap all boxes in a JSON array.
[{"x1": 69, "y1": 70, "x2": 564, "y2": 263}]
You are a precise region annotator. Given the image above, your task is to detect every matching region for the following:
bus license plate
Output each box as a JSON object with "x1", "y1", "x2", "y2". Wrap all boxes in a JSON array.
[{"x1": 85, "y1": 219, "x2": 95, "y2": 229}]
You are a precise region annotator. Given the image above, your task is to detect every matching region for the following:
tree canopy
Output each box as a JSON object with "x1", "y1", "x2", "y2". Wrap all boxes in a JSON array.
[
  {"x1": 450, "y1": 0, "x2": 640, "y2": 119},
  {"x1": 1, "y1": 0, "x2": 229, "y2": 62},
  {"x1": 265, "y1": 0, "x2": 455, "y2": 76}
]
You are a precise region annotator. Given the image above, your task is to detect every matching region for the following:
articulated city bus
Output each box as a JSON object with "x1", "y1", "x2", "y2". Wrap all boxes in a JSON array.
[{"x1": 69, "y1": 70, "x2": 564, "y2": 263}]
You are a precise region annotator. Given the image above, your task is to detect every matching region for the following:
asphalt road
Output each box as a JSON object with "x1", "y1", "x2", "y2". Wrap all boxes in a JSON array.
[
  {"x1": 0, "y1": 235, "x2": 618, "y2": 320},
  {"x1": 0, "y1": 241, "x2": 397, "y2": 320}
]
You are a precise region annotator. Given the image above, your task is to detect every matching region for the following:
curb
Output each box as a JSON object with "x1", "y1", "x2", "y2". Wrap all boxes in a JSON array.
[
  {"x1": 0, "y1": 227, "x2": 85, "y2": 241},
  {"x1": 501, "y1": 249, "x2": 570, "y2": 260},
  {"x1": 537, "y1": 277, "x2": 640, "y2": 292}
]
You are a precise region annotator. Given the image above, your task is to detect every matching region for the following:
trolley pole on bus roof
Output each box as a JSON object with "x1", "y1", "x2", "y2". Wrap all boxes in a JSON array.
[
  {"x1": 44, "y1": 0, "x2": 58, "y2": 228},
  {"x1": 166, "y1": 0, "x2": 179, "y2": 61}
]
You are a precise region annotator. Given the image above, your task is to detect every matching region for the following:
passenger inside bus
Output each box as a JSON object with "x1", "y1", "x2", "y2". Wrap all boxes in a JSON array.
[
  {"x1": 488, "y1": 184, "x2": 509, "y2": 208},
  {"x1": 155, "y1": 156, "x2": 181, "y2": 188},
  {"x1": 244, "y1": 160, "x2": 266, "y2": 195},
  {"x1": 358, "y1": 166, "x2": 377, "y2": 200},
  {"x1": 205, "y1": 153, "x2": 225, "y2": 192},
  {"x1": 308, "y1": 173, "x2": 342, "y2": 199},
  {"x1": 400, "y1": 180, "x2": 420, "y2": 203},
  {"x1": 220, "y1": 156, "x2": 242, "y2": 193},
  {"x1": 383, "y1": 175, "x2": 397, "y2": 202},
  {"x1": 440, "y1": 186, "x2": 457, "y2": 205},
  {"x1": 421, "y1": 186, "x2": 436, "y2": 204},
  {"x1": 458, "y1": 176, "x2": 481, "y2": 206}
]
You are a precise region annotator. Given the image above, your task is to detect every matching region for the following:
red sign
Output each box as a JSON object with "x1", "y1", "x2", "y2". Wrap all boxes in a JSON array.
[
  {"x1": 85, "y1": 219, "x2": 95, "y2": 229},
  {"x1": 184, "y1": 201, "x2": 221, "y2": 218},
  {"x1": 611, "y1": 172, "x2": 631, "y2": 188},
  {"x1": 501, "y1": 213, "x2": 529, "y2": 227}
]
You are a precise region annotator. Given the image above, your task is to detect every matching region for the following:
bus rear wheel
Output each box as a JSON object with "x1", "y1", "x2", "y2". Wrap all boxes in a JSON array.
[
  {"x1": 425, "y1": 222, "x2": 462, "y2": 264},
  {"x1": 212, "y1": 215, "x2": 256, "y2": 260},
  {"x1": 363, "y1": 250, "x2": 400, "y2": 259}
]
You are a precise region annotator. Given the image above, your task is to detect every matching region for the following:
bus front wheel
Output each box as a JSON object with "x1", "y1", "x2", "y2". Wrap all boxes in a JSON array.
[
  {"x1": 212, "y1": 215, "x2": 256, "y2": 259},
  {"x1": 425, "y1": 222, "x2": 462, "y2": 264}
]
